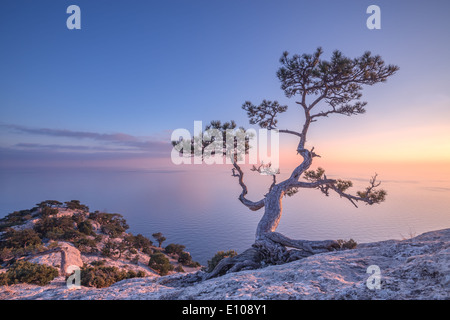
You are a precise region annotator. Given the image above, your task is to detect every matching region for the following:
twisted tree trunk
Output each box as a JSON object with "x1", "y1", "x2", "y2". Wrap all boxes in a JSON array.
[
  {"x1": 204, "y1": 144, "x2": 338, "y2": 280},
  {"x1": 202, "y1": 48, "x2": 396, "y2": 280},
  {"x1": 204, "y1": 180, "x2": 338, "y2": 280}
]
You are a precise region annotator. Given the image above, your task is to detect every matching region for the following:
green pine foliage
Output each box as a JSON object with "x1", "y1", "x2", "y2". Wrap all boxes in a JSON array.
[
  {"x1": 164, "y1": 243, "x2": 185, "y2": 255},
  {"x1": 0, "y1": 200, "x2": 200, "y2": 288},
  {"x1": 78, "y1": 265, "x2": 145, "y2": 288},
  {"x1": 336, "y1": 239, "x2": 358, "y2": 250},
  {"x1": 206, "y1": 250, "x2": 238, "y2": 273},
  {"x1": 0, "y1": 260, "x2": 59, "y2": 286},
  {"x1": 148, "y1": 252, "x2": 174, "y2": 276}
]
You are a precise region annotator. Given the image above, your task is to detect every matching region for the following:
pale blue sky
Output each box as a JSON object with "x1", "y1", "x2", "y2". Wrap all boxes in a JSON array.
[{"x1": 0, "y1": 0, "x2": 449, "y2": 167}]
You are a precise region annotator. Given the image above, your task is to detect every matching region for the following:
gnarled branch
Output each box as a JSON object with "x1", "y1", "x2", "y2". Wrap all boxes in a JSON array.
[{"x1": 231, "y1": 160, "x2": 265, "y2": 211}]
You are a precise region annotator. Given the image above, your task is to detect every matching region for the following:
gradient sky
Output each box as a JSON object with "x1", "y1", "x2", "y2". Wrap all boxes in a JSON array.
[{"x1": 1, "y1": 0, "x2": 449, "y2": 171}]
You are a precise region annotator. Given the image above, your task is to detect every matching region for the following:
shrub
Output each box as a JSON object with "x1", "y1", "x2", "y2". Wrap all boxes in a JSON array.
[
  {"x1": 37, "y1": 200, "x2": 62, "y2": 208},
  {"x1": 90, "y1": 260, "x2": 106, "y2": 267},
  {"x1": 89, "y1": 212, "x2": 129, "y2": 237},
  {"x1": 152, "y1": 232, "x2": 166, "y2": 247},
  {"x1": 79, "y1": 265, "x2": 144, "y2": 288},
  {"x1": 101, "y1": 223, "x2": 127, "y2": 238},
  {"x1": 136, "y1": 270, "x2": 146, "y2": 277},
  {"x1": 71, "y1": 213, "x2": 85, "y2": 225},
  {"x1": 64, "y1": 200, "x2": 89, "y2": 212},
  {"x1": 73, "y1": 237, "x2": 98, "y2": 253},
  {"x1": 101, "y1": 241, "x2": 115, "y2": 258},
  {"x1": 78, "y1": 220, "x2": 94, "y2": 236},
  {"x1": 178, "y1": 251, "x2": 192, "y2": 265},
  {"x1": 40, "y1": 207, "x2": 58, "y2": 218},
  {"x1": 2, "y1": 260, "x2": 59, "y2": 286},
  {"x1": 124, "y1": 234, "x2": 153, "y2": 252},
  {"x1": 142, "y1": 246, "x2": 153, "y2": 255},
  {"x1": 174, "y1": 265, "x2": 185, "y2": 272},
  {"x1": 336, "y1": 239, "x2": 358, "y2": 250},
  {"x1": 0, "y1": 210, "x2": 34, "y2": 231},
  {"x1": 148, "y1": 252, "x2": 174, "y2": 276},
  {"x1": 94, "y1": 234, "x2": 104, "y2": 243},
  {"x1": 34, "y1": 216, "x2": 82, "y2": 241},
  {"x1": 206, "y1": 250, "x2": 238, "y2": 273},
  {"x1": 0, "y1": 272, "x2": 9, "y2": 286},
  {"x1": 1, "y1": 229, "x2": 42, "y2": 251},
  {"x1": 177, "y1": 251, "x2": 200, "y2": 267},
  {"x1": 101, "y1": 240, "x2": 128, "y2": 259},
  {"x1": 47, "y1": 241, "x2": 60, "y2": 250},
  {"x1": 165, "y1": 243, "x2": 185, "y2": 255},
  {"x1": 0, "y1": 247, "x2": 13, "y2": 264}
]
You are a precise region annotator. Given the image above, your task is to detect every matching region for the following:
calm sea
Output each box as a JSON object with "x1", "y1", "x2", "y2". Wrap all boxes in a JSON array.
[{"x1": 0, "y1": 166, "x2": 449, "y2": 265}]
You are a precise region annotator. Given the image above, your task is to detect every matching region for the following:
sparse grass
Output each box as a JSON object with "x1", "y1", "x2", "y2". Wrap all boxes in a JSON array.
[{"x1": 400, "y1": 227, "x2": 417, "y2": 240}]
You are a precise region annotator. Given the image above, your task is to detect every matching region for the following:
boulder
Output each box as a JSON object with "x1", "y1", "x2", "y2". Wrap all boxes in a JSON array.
[
  {"x1": 28, "y1": 242, "x2": 83, "y2": 276},
  {"x1": 59, "y1": 243, "x2": 83, "y2": 276}
]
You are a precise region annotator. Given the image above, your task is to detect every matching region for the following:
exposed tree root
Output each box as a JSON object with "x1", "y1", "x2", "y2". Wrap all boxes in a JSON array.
[{"x1": 203, "y1": 232, "x2": 338, "y2": 280}]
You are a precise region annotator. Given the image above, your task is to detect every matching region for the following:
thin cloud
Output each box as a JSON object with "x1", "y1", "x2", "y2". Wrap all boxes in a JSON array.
[
  {"x1": 421, "y1": 186, "x2": 450, "y2": 192},
  {"x1": 2, "y1": 124, "x2": 171, "y2": 153},
  {"x1": 13, "y1": 143, "x2": 134, "y2": 152},
  {"x1": 4, "y1": 124, "x2": 136, "y2": 142}
]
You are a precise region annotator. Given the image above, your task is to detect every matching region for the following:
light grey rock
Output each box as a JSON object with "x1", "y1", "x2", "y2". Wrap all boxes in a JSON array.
[
  {"x1": 1, "y1": 228, "x2": 448, "y2": 300},
  {"x1": 28, "y1": 242, "x2": 83, "y2": 276},
  {"x1": 59, "y1": 243, "x2": 83, "y2": 275}
]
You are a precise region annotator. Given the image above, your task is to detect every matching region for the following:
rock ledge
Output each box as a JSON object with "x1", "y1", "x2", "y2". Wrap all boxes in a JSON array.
[{"x1": 1, "y1": 228, "x2": 448, "y2": 300}]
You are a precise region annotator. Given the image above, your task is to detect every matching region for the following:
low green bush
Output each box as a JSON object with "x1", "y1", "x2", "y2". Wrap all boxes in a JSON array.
[
  {"x1": 101, "y1": 240, "x2": 128, "y2": 259},
  {"x1": 206, "y1": 250, "x2": 238, "y2": 273},
  {"x1": 148, "y1": 252, "x2": 174, "y2": 276},
  {"x1": 0, "y1": 210, "x2": 34, "y2": 231},
  {"x1": 79, "y1": 265, "x2": 144, "y2": 288},
  {"x1": 165, "y1": 243, "x2": 185, "y2": 255},
  {"x1": 1, "y1": 260, "x2": 59, "y2": 286},
  {"x1": 64, "y1": 200, "x2": 89, "y2": 212},
  {"x1": 336, "y1": 239, "x2": 358, "y2": 250},
  {"x1": 136, "y1": 270, "x2": 146, "y2": 277},
  {"x1": 0, "y1": 272, "x2": 9, "y2": 286},
  {"x1": 73, "y1": 237, "x2": 98, "y2": 253},
  {"x1": 40, "y1": 207, "x2": 58, "y2": 218},
  {"x1": 174, "y1": 264, "x2": 185, "y2": 272},
  {"x1": 77, "y1": 220, "x2": 94, "y2": 236},
  {"x1": 1, "y1": 229, "x2": 42, "y2": 251},
  {"x1": 124, "y1": 234, "x2": 153, "y2": 253},
  {"x1": 34, "y1": 216, "x2": 83, "y2": 241},
  {"x1": 178, "y1": 251, "x2": 201, "y2": 267},
  {"x1": 0, "y1": 247, "x2": 13, "y2": 264},
  {"x1": 90, "y1": 259, "x2": 106, "y2": 267},
  {"x1": 89, "y1": 212, "x2": 129, "y2": 237}
]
